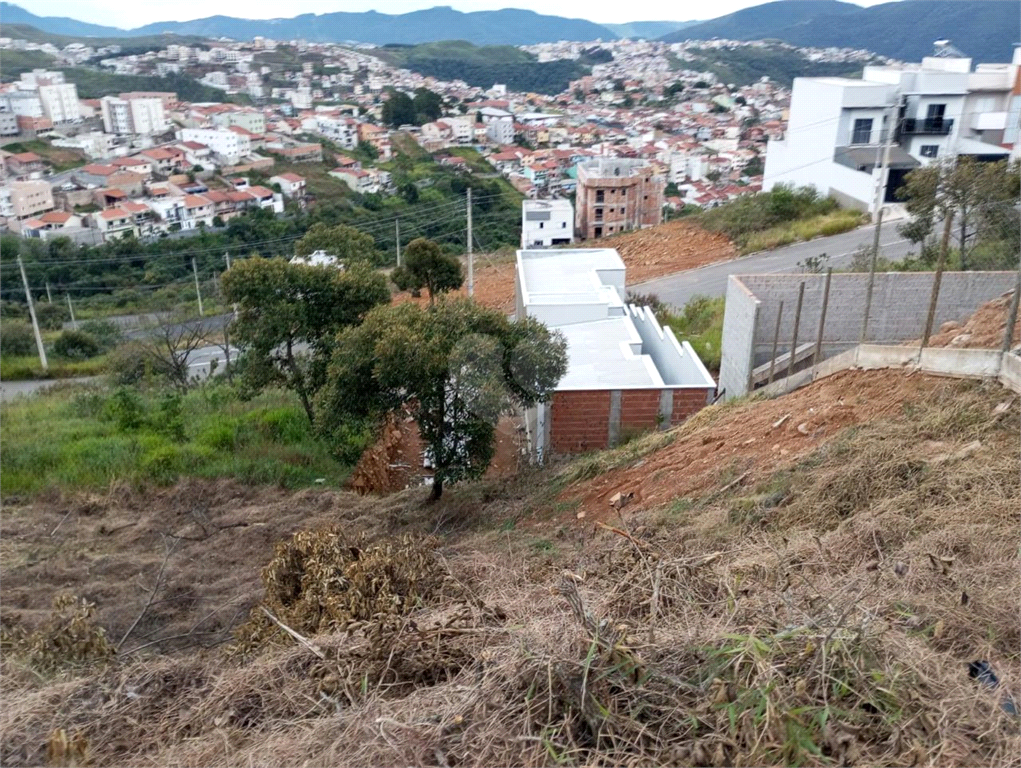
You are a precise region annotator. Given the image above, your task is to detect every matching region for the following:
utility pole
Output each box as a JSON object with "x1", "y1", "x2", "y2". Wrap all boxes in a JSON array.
[
  {"x1": 395, "y1": 217, "x2": 401, "y2": 267},
  {"x1": 466, "y1": 187, "x2": 474, "y2": 298},
  {"x1": 17, "y1": 256, "x2": 47, "y2": 372},
  {"x1": 192, "y1": 257, "x2": 204, "y2": 316},
  {"x1": 66, "y1": 294, "x2": 77, "y2": 330},
  {"x1": 862, "y1": 100, "x2": 898, "y2": 343},
  {"x1": 920, "y1": 213, "x2": 955, "y2": 351},
  {"x1": 225, "y1": 252, "x2": 238, "y2": 317},
  {"x1": 45, "y1": 281, "x2": 52, "y2": 303},
  {"x1": 224, "y1": 252, "x2": 232, "y2": 270}
]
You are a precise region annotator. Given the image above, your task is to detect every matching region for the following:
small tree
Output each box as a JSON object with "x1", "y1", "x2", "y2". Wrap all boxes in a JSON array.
[
  {"x1": 320, "y1": 297, "x2": 567, "y2": 500},
  {"x1": 222, "y1": 257, "x2": 390, "y2": 423},
  {"x1": 391, "y1": 238, "x2": 463, "y2": 303},
  {"x1": 136, "y1": 314, "x2": 209, "y2": 392},
  {"x1": 294, "y1": 223, "x2": 381, "y2": 265}
]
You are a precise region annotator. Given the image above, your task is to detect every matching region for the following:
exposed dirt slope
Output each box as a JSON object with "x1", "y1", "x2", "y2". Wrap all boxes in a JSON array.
[
  {"x1": 394, "y1": 220, "x2": 737, "y2": 314},
  {"x1": 923, "y1": 291, "x2": 1020, "y2": 349},
  {"x1": 2, "y1": 371, "x2": 1018, "y2": 768}
]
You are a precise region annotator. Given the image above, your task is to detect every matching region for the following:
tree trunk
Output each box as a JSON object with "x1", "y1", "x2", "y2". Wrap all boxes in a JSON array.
[
  {"x1": 959, "y1": 209, "x2": 968, "y2": 271},
  {"x1": 429, "y1": 477, "x2": 443, "y2": 502},
  {"x1": 286, "y1": 338, "x2": 315, "y2": 424}
]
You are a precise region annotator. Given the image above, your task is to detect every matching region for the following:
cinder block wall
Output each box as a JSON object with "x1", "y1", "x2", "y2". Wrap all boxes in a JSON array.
[{"x1": 719, "y1": 271, "x2": 1017, "y2": 399}]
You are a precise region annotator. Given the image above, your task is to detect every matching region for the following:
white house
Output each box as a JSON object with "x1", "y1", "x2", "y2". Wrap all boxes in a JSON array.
[
  {"x1": 270, "y1": 172, "x2": 306, "y2": 199},
  {"x1": 178, "y1": 128, "x2": 250, "y2": 165},
  {"x1": 764, "y1": 45, "x2": 1020, "y2": 216},
  {"x1": 313, "y1": 114, "x2": 358, "y2": 149},
  {"x1": 521, "y1": 198, "x2": 574, "y2": 248},
  {"x1": 480, "y1": 107, "x2": 514, "y2": 145}
]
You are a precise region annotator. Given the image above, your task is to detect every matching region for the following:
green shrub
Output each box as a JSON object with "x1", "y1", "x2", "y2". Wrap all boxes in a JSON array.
[
  {"x1": 78, "y1": 320, "x2": 123, "y2": 350},
  {"x1": 248, "y1": 406, "x2": 310, "y2": 444},
  {"x1": 141, "y1": 444, "x2": 186, "y2": 484},
  {"x1": 106, "y1": 343, "x2": 149, "y2": 386},
  {"x1": 155, "y1": 391, "x2": 186, "y2": 442},
  {"x1": 104, "y1": 387, "x2": 145, "y2": 432},
  {"x1": 197, "y1": 420, "x2": 240, "y2": 451},
  {"x1": 1, "y1": 322, "x2": 35, "y2": 357},
  {"x1": 33, "y1": 303, "x2": 68, "y2": 331},
  {"x1": 53, "y1": 330, "x2": 102, "y2": 360}
]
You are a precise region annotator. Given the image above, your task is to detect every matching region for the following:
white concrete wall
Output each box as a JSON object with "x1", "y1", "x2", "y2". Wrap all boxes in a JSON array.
[{"x1": 627, "y1": 304, "x2": 716, "y2": 388}]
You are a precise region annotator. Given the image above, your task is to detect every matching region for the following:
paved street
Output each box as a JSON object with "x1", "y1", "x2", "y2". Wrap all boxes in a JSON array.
[{"x1": 633, "y1": 222, "x2": 915, "y2": 308}]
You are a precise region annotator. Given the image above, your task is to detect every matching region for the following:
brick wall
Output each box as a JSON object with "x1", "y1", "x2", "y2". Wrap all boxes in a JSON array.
[
  {"x1": 620, "y1": 389, "x2": 663, "y2": 433},
  {"x1": 670, "y1": 388, "x2": 713, "y2": 426},
  {"x1": 550, "y1": 390, "x2": 611, "y2": 453}
]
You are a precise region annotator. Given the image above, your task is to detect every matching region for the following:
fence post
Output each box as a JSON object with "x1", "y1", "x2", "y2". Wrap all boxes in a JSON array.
[
  {"x1": 787, "y1": 282, "x2": 805, "y2": 379},
  {"x1": 814, "y1": 268, "x2": 832, "y2": 366},
  {"x1": 768, "y1": 300, "x2": 784, "y2": 384},
  {"x1": 920, "y1": 214, "x2": 955, "y2": 352},
  {"x1": 1001, "y1": 260, "x2": 1021, "y2": 354},
  {"x1": 746, "y1": 302, "x2": 760, "y2": 395}
]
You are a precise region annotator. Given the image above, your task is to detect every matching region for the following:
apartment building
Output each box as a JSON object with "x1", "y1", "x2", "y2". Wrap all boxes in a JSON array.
[
  {"x1": 211, "y1": 108, "x2": 266, "y2": 135},
  {"x1": 0, "y1": 180, "x2": 54, "y2": 220},
  {"x1": 521, "y1": 198, "x2": 574, "y2": 248},
  {"x1": 516, "y1": 248, "x2": 715, "y2": 459},
  {"x1": 178, "y1": 128, "x2": 250, "y2": 165},
  {"x1": 101, "y1": 95, "x2": 168, "y2": 136},
  {"x1": 574, "y1": 158, "x2": 664, "y2": 240},
  {"x1": 38, "y1": 82, "x2": 80, "y2": 123},
  {"x1": 764, "y1": 44, "x2": 1020, "y2": 215}
]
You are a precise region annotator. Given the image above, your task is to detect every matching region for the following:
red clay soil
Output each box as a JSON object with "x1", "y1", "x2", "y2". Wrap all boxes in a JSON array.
[
  {"x1": 923, "y1": 291, "x2": 1020, "y2": 349},
  {"x1": 348, "y1": 415, "x2": 525, "y2": 495},
  {"x1": 393, "y1": 220, "x2": 737, "y2": 314},
  {"x1": 561, "y1": 369, "x2": 988, "y2": 523}
]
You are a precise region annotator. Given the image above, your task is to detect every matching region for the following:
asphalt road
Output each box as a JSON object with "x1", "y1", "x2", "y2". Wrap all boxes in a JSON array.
[{"x1": 633, "y1": 222, "x2": 915, "y2": 309}]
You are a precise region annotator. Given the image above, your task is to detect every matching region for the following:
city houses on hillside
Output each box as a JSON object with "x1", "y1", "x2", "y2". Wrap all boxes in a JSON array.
[
  {"x1": 574, "y1": 158, "x2": 665, "y2": 240},
  {"x1": 764, "y1": 44, "x2": 1021, "y2": 216},
  {"x1": 521, "y1": 198, "x2": 574, "y2": 248},
  {"x1": 516, "y1": 248, "x2": 715, "y2": 460}
]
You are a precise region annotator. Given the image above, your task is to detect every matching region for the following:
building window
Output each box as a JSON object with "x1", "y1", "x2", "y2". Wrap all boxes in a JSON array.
[
  {"x1": 538, "y1": 221, "x2": 544, "y2": 228},
  {"x1": 852, "y1": 118, "x2": 873, "y2": 145},
  {"x1": 594, "y1": 226, "x2": 603, "y2": 237},
  {"x1": 595, "y1": 190, "x2": 604, "y2": 203},
  {"x1": 621, "y1": 189, "x2": 626, "y2": 197},
  {"x1": 919, "y1": 145, "x2": 939, "y2": 158},
  {"x1": 562, "y1": 221, "x2": 567, "y2": 228},
  {"x1": 595, "y1": 207, "x2": 603, "y2": 221},
  {"x1": 925, "y1": 103, "x2": 946, "y2": 131}
]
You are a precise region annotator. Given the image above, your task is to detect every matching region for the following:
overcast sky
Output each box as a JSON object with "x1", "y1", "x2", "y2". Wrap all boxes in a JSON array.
[{"x1": 17, "y1": 0, "x2": 894, "y2": 28}]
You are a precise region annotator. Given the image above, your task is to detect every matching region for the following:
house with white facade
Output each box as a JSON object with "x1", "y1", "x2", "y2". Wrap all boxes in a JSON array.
[
  {"x1": 764, "y1": 45, "x2": 1020, "y2": 215},
  {"x1": 178, "y1": 128, "x2": 250, "y2": 165},
  {"x1": 521, "y1": 198, "x2": 574, "y2": 248},
  {"x1": 270, "y1": 172, "x2": 306, "y2": 199},
  {"x1": 516, "y1": 248, "x2": 715, "y2": 459}
]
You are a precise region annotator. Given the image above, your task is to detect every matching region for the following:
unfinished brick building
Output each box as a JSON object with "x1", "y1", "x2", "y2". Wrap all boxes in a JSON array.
[
  {"x1": 516, "y1": 248, "x2": 716, "y2": 459},
  {"x1": 574, "y1": 158, "x2": 664, "y2": 240}
]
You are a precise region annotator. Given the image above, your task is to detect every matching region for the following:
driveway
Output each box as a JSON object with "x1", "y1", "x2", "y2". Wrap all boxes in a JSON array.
[{"x1": 633, "y1": 222, "x2": 915, "y2": 309}]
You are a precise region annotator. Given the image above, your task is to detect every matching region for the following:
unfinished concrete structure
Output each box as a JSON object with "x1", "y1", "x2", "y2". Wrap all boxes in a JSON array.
[
  {"x1": 574, "y1": 158, "x2": 664, "y2": 241},
  {"x1": 719, "y1": 271, "x2": 1019, "y2": 399},
  {"x1": 517, "y1": 248, "x2": 715, "y2": 459}
]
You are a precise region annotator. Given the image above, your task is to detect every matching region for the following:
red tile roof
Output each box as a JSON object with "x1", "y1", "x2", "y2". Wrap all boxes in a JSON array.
[{"x1": 183, "y1": 194, "x2": 211, "y2": 208}]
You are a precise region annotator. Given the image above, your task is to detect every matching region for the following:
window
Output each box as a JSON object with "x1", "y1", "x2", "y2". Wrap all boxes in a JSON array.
[
  {"x1": 621, "y1": 189, "x2": 626, "y2": 197},
  {"x1": 538, "y1": 221, "x2": 544, "y2": 229},
  {"x1": 561, "y1": 221, "x2": 567, "y2": 228},
  {"x1": 925, "y1": 103, "x2": 946, "y2": 131},
  {"x1": 595, "y1": 190, "x2": 604, "y2": 203},
  {"x1": 852, "y1": 118, "x2": 873, "y2": 145},
  {"x1": 595, "y1": 207, "x2": 603, "y2": 221},
  {"x1": 919, "y1": 145, "x2": 939, "y2": 158},
  {"x1": 594, "y1": 226, "x2": 603, "y2": 237}
]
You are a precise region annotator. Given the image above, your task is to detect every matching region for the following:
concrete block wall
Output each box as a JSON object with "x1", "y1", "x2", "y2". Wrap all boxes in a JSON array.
[
  {"x1": 720, "y1": 271, "x2": 1017, "y2": 398},
  {"x1": 719, "y1": 276, "x2": 761, "y2": 400}
]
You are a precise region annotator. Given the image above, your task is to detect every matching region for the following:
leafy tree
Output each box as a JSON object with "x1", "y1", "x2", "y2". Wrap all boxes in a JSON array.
[
  {"x1": 743, "y1": 156, "x2": 764, "y2": 177},
  {"x1": 355, "y1": 139, "x2": 379, "y2": 161},
  {"x1": 412, "y1": 87, "x2": 444, "y2": 123},
  {"x1": 391, "y1": 238, "x2": 463, "y2": 302},
  {"x1": 294, "y1": 223, "x2": 380, "y2": 265},
  {"x1": 222, "y1": 258, "x2": 390, "y2": 423},
  {"x1": 664, "y1": 81, "x2": 684, "y2": 97},
  {"x1": 898, "y1": 158, "x2": 1019, "y2": 268},
  {"x1": 319, "y1": 297, "x2": 567, "y2": 500},
  {"x1": 693, "y1": 80, "x2": 710, "y2": 89},
  {"x1": 382, "y1": 90, "x2": 416, "y2": 127}
]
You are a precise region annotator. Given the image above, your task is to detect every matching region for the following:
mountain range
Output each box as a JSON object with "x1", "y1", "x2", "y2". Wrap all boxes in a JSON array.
[{"x1": 0, "y1": 1, "x2": 1017, "y2": 62}]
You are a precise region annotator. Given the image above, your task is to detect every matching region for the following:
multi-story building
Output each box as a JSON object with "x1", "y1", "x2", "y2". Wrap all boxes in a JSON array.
[
  {"x1": 764, "y1": 44, "x2": 1020, "y2": 215},
  {"x1": 100, "y1": 95, "x2": 168, "y2": 136},
  {"x1": 521, "y1": 198, "x2": 574, "y2": 248},
  {"x1": 0, "y1": 180, "x2": 55, "y2": 220},
  {"x1": 0, "y1": 111, "x2": 18, "y2": 136},
  {"x1": 38, "y1": 82, "x2": 80, "y2": 123},
  {"x1": 574, "y1": 158, "x2": 664, "y2": 240},
  {"x1": 178, "y1": 128, "x2": 250, "y2": 165},
  {"x1": 211, "y1": 109, "x2": 266, "y2": 135}
]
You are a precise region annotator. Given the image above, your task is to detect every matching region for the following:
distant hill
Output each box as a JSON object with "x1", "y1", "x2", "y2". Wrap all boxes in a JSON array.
[
  {"x1": 605, "y1": 20, "x2": 697, "y2": 39},
  {"x1": 662, "y1": 0, "x2": 1020, "y2": 63},
  {"x1": 0, "y1": 3, "x2": 616, "y2": 45}
]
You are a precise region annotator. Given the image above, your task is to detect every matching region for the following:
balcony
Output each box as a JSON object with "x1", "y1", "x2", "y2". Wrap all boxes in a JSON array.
[{"x1": 900, "y1": 118, "x2": 954, "y2": 137}]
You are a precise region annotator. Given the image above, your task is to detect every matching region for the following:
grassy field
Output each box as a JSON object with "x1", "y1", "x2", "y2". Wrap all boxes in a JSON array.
[
  {"x1": 740, "y1": 208, "x2": 866, "y2": 254},
  {"x1": 0, "y1": 49, "x2": 56, "y2": 81},
  {"x1": 659, "y1": 295, "x2": 725, "y2": 374},
  {"x1": 0, "y1": 353, "x2": 109, "y2": 382},
  {"x1": 0, "y1": 383, "x2": 352, "y2": 496}
]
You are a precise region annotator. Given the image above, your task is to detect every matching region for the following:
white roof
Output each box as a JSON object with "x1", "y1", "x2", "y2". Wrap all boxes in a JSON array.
[
  {"x1": 555, "y1": 317, "x2": 662, "y2": 389},
  {"x1": 517, "y1": 248, "x2": 624, "y2": 310}
]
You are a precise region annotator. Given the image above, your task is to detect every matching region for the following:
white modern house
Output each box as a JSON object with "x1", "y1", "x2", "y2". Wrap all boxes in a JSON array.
[
  {"x1": 177, "y1": 128, "x2": 250, "y2": 165},
  {"x1": 521, "y1": 198, "x2": 574, "y2": 248},
  {"x1": 516, "y1": 248, "x2": 715, "y2": 459},
  {"x1": 764, "y1": 44, "x2": 1020, "y2": 216}
]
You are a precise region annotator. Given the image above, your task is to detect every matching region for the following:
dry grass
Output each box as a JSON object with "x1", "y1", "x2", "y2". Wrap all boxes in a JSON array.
[{"x1": 1, "y1": 371, "x2": 1018, "y2": 767}]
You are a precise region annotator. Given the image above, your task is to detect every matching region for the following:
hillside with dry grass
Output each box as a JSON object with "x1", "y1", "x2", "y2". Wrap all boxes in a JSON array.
[{"x1": 2, "y1": 370, "x2": 1019, "y2": 767}]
